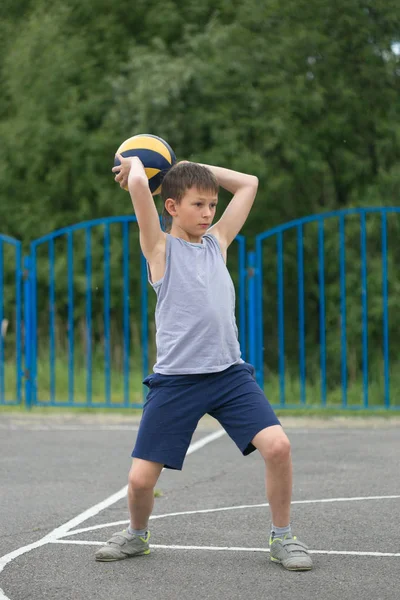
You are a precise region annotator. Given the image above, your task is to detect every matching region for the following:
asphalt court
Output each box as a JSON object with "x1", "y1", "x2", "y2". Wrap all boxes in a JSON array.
[{"x1": 0, "y1": 414, "x2": 399, "y2": 600}]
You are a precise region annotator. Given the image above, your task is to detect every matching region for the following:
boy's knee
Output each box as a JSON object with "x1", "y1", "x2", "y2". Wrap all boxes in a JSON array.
[
  {"x1": 128, "y1": 472, "x2": 153, "y2": 492},
  {"x1": 128, "y1": 460, "x2": 162, "y2": 491},
  {"x1": 252, "y1": 426, "x2": 291, "y2": 464},
  {"x1": 265, "y1": 437, "x2": 291, "y2": 463}
]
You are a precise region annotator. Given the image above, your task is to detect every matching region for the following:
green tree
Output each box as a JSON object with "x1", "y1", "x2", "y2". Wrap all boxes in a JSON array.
[{"x1": 0, "y1": 0, "x2": 399, "y2": 390}]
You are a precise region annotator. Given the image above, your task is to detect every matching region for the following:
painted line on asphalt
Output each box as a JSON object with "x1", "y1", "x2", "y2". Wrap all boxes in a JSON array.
[
  {"x1": 0, "y1": 429, "x2": 226, "y2": 600},
  {"x1": 50, "y1": 540, "x2": 400, "y2": 558},
  {"x1": 61, "y1": 494, "x2": 400, "y2": 537},
  {"x1": 0, "y1": 425, "x2": 140, "y2": 431}
]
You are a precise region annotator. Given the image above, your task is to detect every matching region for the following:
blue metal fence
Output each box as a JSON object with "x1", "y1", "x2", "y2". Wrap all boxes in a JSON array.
[
  {"x1": 1, "y1": 208, "x2": 399, "y2": 410},
  {"x1": 22, "y1": 217, "x2": 246, "y2": 408},
  {"x1": 253, "y1": 207, "x2": 400, "y2": 410},
  {"x1": 27, "y1": 217, "x2": 149, "y2": 408},
  {"x1": 0, "y1": 234, "x2": 22, "y2": 405}
]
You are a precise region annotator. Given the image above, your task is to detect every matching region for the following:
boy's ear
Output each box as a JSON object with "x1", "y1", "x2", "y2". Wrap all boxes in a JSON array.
[{"x1": 165, "y1": 198, "x2": 177, "y2": 216}]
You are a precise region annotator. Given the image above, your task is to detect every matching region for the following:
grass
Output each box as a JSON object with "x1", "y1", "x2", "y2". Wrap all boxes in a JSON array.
[
  {"x1": 1, "y1": 356, "x2": 400, "y2": 415},
  {"x1": 263, "y1": 366, "x2": 400, "y2": 411},
  {"x1": 1, "y1": 355, "x2": 146, "y2": 409}
]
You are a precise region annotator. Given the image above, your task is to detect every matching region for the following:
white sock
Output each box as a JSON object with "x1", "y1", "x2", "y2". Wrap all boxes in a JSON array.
[
  {"x1": 127, "y1": 526, "x2": 148, "y2": 537},
  {"x1": 271, "y1": 524, "x2": 291, "y2": 539}
]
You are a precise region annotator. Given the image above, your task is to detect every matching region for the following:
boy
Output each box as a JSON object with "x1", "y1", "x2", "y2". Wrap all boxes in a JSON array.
[{"x1": 95, "y1": 156, "x2": 312, "y2": 571}]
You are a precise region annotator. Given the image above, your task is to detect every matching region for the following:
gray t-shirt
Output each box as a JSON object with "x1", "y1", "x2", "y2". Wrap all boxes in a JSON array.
[{"x1": 148, "y1": 233, "x2": 243, "y2": 374}]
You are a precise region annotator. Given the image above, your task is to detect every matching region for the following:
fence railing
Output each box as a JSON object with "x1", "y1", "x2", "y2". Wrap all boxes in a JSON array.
[
  {"x1": 0, "y1": 217, "x2": 246, "y2": 408},
  {"x1": 1, "y1": 208, "x2": 399, "y2": 410},
  {"x1": 0, "y1": 234, "x2": 22, "y2": 406},
  {"x1": 253, "y1": 207, "x2": 400, "y2": 410}
]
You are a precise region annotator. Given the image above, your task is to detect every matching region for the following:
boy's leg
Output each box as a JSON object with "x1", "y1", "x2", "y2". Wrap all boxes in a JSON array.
[
  {"x1": 128, "y1": 458, "x2": 164, "y2": 530},
  {"x1": 251, "y1": 425, "x2": 292, "y2": 528},
  {"x1": 95, "y1": 458, "x2": 163, "y2": 562},
  {"x1": 251, "y1": 427, "x2": 312, "y2": 571},
  {"x1": 96, "y1": 371, "x2": 207, "y2": 562},
  {"x1": 209, "y1": 362, "x2": 312, "y2": 570}
]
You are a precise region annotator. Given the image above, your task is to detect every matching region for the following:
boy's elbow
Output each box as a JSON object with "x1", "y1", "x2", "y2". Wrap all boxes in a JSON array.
[{"x1": 249, "y1": 175, "x2": 259, "y2": 190}]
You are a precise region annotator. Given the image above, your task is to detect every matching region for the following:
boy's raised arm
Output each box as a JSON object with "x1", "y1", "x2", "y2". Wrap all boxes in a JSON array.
[
  {"x1": 113, "y1": 154, "x2": 165, "y2": 259},
  {"x1": 203, "y1": 164, "x2": 258, "y2": 249}
]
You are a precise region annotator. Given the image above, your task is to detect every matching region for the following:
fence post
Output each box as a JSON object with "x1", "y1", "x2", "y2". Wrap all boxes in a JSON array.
[
  {"x1": 23, "y1": 255, "x2": 32, "y2": 409},
  {"x1": 246, "y1": 252, "x2": 258, "y2": 379}
]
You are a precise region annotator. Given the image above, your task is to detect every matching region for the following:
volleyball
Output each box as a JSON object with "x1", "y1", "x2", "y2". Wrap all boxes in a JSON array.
[{"x1": 114, "y1": 134, "x2": 176, "y2": 194}]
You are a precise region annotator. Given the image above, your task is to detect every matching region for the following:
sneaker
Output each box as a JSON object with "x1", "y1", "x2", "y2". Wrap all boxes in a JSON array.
[
  {"x1": 95, "y1": 530, "x2": 150, "y2": 562},
  {"x1": 269, "y1": 534, "x2": 313, "y2": 571}
]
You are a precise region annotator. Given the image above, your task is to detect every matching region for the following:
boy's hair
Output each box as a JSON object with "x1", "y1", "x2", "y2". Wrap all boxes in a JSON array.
[{"x1": 161, "y1": 163, "x2": 219, "y2": 232}]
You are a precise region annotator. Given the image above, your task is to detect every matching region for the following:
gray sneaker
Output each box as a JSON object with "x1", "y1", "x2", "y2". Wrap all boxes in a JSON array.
[
  {"x1": 269, "y1": 534, "x2": 312, "y2": 571},
  {"x1": 95, "y1": 530, "x2": 150, "y2": 562}
]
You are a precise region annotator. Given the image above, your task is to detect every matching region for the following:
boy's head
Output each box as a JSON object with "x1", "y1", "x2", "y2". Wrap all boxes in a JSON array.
[{"x1": 161, "y1": 163, "x2": 219, "y2": 233}]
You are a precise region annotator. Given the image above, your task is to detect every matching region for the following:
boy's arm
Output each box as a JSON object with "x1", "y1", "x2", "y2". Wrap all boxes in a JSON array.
[
  {"x1": 203, "y1": 164, "x2": 258, "y2": 249},
  {"x1": 113, "y1": 155, "x2": 165, "y2": 260}
]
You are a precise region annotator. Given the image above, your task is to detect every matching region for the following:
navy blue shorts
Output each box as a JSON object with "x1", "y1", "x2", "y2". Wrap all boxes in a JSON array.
[{"x1": 131, "y1": 362, "x2": 280, "y2": 470}]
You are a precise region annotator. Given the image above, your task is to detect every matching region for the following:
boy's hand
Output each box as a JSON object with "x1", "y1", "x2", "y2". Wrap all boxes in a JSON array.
[{"x1": 112, "y1": 154, "x2": 141, "y2": 189}]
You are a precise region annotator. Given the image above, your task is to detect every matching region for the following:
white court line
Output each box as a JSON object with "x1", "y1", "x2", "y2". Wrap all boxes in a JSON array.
[
  {"x1": 62, "y1": 494, "x2": 400, "y2": 537},
  {"x1": 0, "y1": 426, "x2": 140, "y2": 431},
  {"x1": 0, "y1": 429, "x2": 226, "y2": 600},
  {"x1": 50, "y1": 540, "x2": 400, "y2": 558}
]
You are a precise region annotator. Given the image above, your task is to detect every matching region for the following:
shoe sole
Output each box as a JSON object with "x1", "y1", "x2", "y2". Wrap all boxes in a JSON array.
[
  {"x1": 270, "y1": 556, "x2": 312, "y2": 571},
  {"x1": 95, "y1": 549, "x2": 150, "y2": 562}
]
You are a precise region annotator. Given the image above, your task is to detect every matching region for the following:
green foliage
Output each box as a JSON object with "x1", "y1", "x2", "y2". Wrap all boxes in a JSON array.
[{"x1": 0, "y1": 0, "x2": 399, "y2": 399}]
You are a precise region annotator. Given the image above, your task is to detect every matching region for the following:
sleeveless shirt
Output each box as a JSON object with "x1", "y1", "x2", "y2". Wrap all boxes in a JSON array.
[{"x1": 148, "y1": 233, "x2": 243, "y2": 374}]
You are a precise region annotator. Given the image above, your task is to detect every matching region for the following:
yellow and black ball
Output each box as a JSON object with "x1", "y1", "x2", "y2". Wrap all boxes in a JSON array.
[{"x1": 114, "y1": 134, "x2": 176, "y2": 194}]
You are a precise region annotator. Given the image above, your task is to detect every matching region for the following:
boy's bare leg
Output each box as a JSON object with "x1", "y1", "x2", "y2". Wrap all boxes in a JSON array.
[
  {"x1": 95, "y1": 458, "x2": 163, "y2": 561},
  {"x1": 128, "y1": 458, "x2": 164, "y2": 530},
  {"x1": 252, "y1": 425, "x2": 312, "y2": 570},
  {"x1": 251, "y1": 426, "x2": 292, "y2": 527}
]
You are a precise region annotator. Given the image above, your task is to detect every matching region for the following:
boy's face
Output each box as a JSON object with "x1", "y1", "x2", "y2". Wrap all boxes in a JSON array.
[{"x1": 168, "y1": 187, "x2": 218, "y2": 236}]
